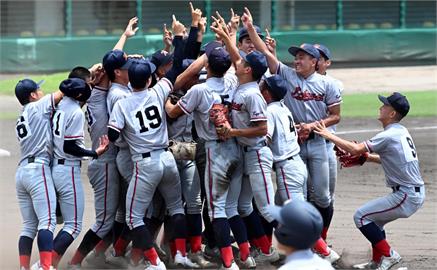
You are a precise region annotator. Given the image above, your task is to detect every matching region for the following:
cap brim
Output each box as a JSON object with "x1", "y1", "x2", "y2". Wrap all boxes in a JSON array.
[
  {"x1": 287, "y1": 46, "x2": 301, "y2": 56},
  {"x1": 378, "y1": 95, "x2": 390, "y2": 105},
  {"x1": 120, "y1": 58, "x2": 133, "y2": 70},
  {"x1": 239, "y1": 50, "x2": 248, "y2": 62},
  {"x1": 267, "y1": 205, "x2": 284, "y2": 224},
  {"x1": 36, "y1": 79, "x2": 45, "y2": 88},
  {"x1": 148, "y1": 62, "x2": 157, "y2": 74}
]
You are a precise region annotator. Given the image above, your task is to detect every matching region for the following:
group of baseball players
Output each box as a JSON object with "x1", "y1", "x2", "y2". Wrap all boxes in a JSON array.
[{"x1": 14, "y1": 3, "x2": 425, "y2": 270}]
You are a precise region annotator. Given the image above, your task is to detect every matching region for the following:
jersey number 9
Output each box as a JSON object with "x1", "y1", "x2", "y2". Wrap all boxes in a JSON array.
[{"x1": 135, "y1": 105, "x2": 162, "y2": 133}]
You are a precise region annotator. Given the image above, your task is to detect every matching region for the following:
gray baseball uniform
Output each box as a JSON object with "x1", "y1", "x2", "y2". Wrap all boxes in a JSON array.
[
  {"x1": 230, "y1": 81, "x2": 275, "y2": 222},
  {"x1": 51, "y1": 96, "x2": 86, "y2": 239},
  {"x1": 354, "y1": 123, "x2": 425, "y2": 228},
  {"x1": 85, "y1": 86, "x2": 120, "y2": 238},
  {"x1": 276, "y1": 62, "x2": 342, "y2": 209},
  {"x1": 15, "y1": 94, "x2": 57, "y2": 239},
  {"x1": 108, "y1": 78, "x2": 184, "y2": 229},
  {"x1": 267, "y1": 101, "x2": 307, "y2": 203}
]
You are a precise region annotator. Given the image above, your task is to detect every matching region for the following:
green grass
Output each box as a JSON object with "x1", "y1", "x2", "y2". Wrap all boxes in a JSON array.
[
  {"x1": 342, "y1": 91, "x2": 437, "y2": 117},
  {"x1": 0, "y1": 72, "x2": 68, "y2": 95},
  {"x1": 1, "y1": 72, "x2": 436, "y2": 117}
]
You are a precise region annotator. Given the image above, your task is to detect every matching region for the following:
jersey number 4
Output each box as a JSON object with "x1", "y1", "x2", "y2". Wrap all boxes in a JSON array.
[{"x1": 135, "y1": 105, "x2": 162, "y2": 133}]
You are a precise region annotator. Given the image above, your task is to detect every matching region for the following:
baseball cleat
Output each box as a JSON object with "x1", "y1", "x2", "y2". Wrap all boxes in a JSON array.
[
  {"x1": 204, "y1": 245, "x2": 221, "y2": 260},
  {"x1": 66, "y1": 262, "x2": 81, "y2": 269},
  {"x1": 322, "y1": 247, "x2": 341, "y2": 264},
  {"x1": 145, "y1": 259, "x2": 167, "y2": 270},
  {"x1": 254, "y1": 246, "x2": 280, "y2": 264},
  {"x1": 353, "y1": 261, "x2": 378, "y2": 269},
  {"x1": 106, "y1": 250, "x2": 129, "y2": 268},
  {"x1": 30, "y1": 261, "x2": 40, "y2": 270},
  {"x1": 84, "y1": 249, "x2": 107, "y2": 268},
  {"x1": 219, "y1": 261, "x2": 240, "y2": 270},
  {"x1": 376, "y1": 250, "x2": 401, "y2": 270},
  {"x1": 189, "y1": 251, "x2": 217, "y2": 268},
  {"x1": 237, "y1": 255, "x2": 256, "y2": 269},
  {"x1": 174, "y1": 251, "x2": 200, "y2": 268}
]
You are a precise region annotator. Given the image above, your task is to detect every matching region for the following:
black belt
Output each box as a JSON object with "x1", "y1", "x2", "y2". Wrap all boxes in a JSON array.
[
  {"x1": 27, "y1": 157, "x2": 35, "y2": 163},
  {"x1": 307, "y1": 131, "x2": 315, "y2": 140},
  {"x1": 286, "y1": 155, "x2": 294, "y2": 160},
  {"x1": 57, "y1": 159, "x2": 81, "y2": 166},
  {"x1": 243, "y1": 141, "x2": 267, "y2": 152},
  {"x1": 392, "y1": 185, "x2": 420, "y2": 193},
  {"x1": 141, "y1": 148, "x2": 168, "y2": 159}
]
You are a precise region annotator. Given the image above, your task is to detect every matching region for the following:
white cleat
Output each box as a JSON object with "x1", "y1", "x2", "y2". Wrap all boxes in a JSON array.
[
  {"x1": 189, "y1": 251, "x2": 217, "y2": 268},
  {"x1": 30, "y1": 261, "x2": 40, "y2": 270},
  {"x1": 254, "y1": 246, "x2": 280, "y2": 264},
  {"x1": 322, "y1": 247, "x2": 341, "y2": 264},
  {"x1": 145, "y1": 259, "x2": 167, "y2": 270},
  {"x1": 174, "y1": 251, "x2": 200, "y2": 268},
  {"x1": 106, "y1": 250, "x2": 129, "y2": 268},
  {"x1": 219, "y1": 261, "x2": 240, "y2": 270},
  {"x1": 84, "y1": 249, "x2": 107, "y2": 268},
  {"x1": 66, "y1": 262, "x2": 81, "y2": 270},
  {"x1": 376, "y1": 250, "x2": 402, "y2": 270},
  {"x1": 353, "y1": 261, "x2": 378, "y2": 269},
  {"x1": 237, "y1": 255, "x2": 256, "y2": 269}
]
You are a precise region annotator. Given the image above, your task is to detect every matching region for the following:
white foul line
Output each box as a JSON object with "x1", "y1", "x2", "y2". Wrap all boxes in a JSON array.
[{"x1": 336, "y1": 125, "x2": 437, "y2": 135}]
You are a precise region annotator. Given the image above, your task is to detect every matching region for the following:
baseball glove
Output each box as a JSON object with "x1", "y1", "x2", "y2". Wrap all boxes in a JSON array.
[
  {"x1": 209, "y1": 103, "x2": 231, "y2": 140},
  {"x1": 334, "y1": 144, "x2": 369, "y2": 168},
  {"x1": 168, "y1": 140, "x2": 197, "y2": 160}
]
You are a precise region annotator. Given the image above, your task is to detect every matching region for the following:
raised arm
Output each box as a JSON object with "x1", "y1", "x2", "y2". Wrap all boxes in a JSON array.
[
  {"x1": 163, "y1": 15, "x2": 186, "y2": 85},
  {"x1": 174, "y1": 54, "x2": 207, "y2": 90},
  {"x1": 113, "y1": 17, "x2": 139, "y2": 51},
  {"x1": 210, "y1": 15, "x2": 241, "y2": 65},
  {"x1": 241, "y1": 7, "x2": 279, "y2": 74},
  {"x1": 184, "y1": 2, "x2": 202, "y2": 59}
]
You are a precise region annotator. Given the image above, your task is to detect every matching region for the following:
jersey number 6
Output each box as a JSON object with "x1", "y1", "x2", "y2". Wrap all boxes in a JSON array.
[{"x1": 135, "y1": 105, "x2": 162, "y2": 133}]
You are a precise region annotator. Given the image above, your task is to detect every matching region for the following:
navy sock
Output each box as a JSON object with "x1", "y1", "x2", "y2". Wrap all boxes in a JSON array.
[
  {"x1": 172, "y1": 214, "x2": 187, "y2": 239},
  {"x1": 212, "y1": 218, "x2": 231, "y2": 248},
  {"x1": 359, "y1": 222, "x2": 385, "y2": 246},
  {"x1": 315, "y1": 205, "x2": 332, "y2": 229},
  {"x1": 187, "y1": 214, "x2": 202, "y2": 237},
  {"x1": 202, "y1": 205, "x2": 216, "y2": 247},
  {"x1": 77, "y1": 229, "x2": 102, "y2": 256},
  {"x1": 37, "y1": 229, "x2": 53, "y2": 252},
  {"x1": 18, "y1": 236, "x2": 33, "y2": 256},
  {"x1": 53, "y1": 230, "x2": 74, "y2": 255},
  {"x1": 243, "y1": 211, "x2": 266, "y2": 240},
  {"x1": 381, "y1": 230, "x2": 386, "y2": 239},
  {"x1": 112, "y1": 221, "x2": 125, "y2": 244},
  {"x1": 228, "y1": 215, "x2": 248, "y2": 244},
  {"x1": 261, "y1": 216, "x2": 273, "y2": 238},
  {"x1": 131, "y1": 225, "x2": 154, "y2": 250}
]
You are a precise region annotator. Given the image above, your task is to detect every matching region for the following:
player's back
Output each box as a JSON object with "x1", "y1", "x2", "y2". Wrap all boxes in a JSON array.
[{"x1": 16, "y1": 94, "x2": 55, "y2": 164}]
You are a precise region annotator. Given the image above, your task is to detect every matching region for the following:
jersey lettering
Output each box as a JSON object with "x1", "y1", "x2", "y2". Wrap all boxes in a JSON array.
[
  {"x1": 134, "y1": 105, "x2": 162, "y2": 133},
  {"x1": 52, "y1": 111, "x2": 65, "y2": 138},
  {"x1": 16, "y1": 116, "x2": 31, "y2": 141},
  {"x1": 401, "y1": 135, "x2": 418, "y2": 162}
]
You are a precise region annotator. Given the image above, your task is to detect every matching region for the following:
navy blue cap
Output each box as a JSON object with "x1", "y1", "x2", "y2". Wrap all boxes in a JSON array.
[
  {"x1": 269, "y1": 200, "x2": 323, "y2": 250},
  {"x1": 264, "y1": 75, "x2": 289, "y2": 100},
  {"x1": 150, "y1": 50, "x2": 173, "y2": 68},
  {"x1": 238, "y1": 25, "x2": 264, "y2": 42},
  {"x1": 205, "y1": 41, "x2": 231, "y2": 74},
  {"x1": 239, "y1": 50, "x2": 268, "y2": 78},
  {"x1": 288, "y1": 43, "x2": 320, "y2": 59},
  {"x1": 378, "y1": 92, "x2": 410, "y2": 117},
  {"x1": 128, "y1": 59, "x2": 157, "y2": 89},
  {"x1": 313, "y1": 43, "x2": 331, "y2": 60},
  {"x1": 59, "y1": 78, "x2": 91, "y2": 101},
  {"x1": 15, "y1": 79, "x2": 44, "y2": 105},
  {"x1": 102, "y1": 49, "x2": 133, "y2": 73}
]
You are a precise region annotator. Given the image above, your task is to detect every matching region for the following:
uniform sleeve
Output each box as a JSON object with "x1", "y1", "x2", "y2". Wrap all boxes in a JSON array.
[
  {"x1": 35, "y1": 94, "x2": 55, "y2": 114},
  {"x1": 365, "y1": 131, "x2": 388, "y2": 153},
  {"x1": 108, "y1": 101, "x2": 125, "y2": 132},
  {"x1": 276, "y1": 61, "x2": 296, "y2": 81},
  {"x1": 246, "y1": 93, "x2": 268, "y2": 122},
  {"x1": 325, "y1": 78, "x2": 342, "y2": 107},
  {"x1": 152, "y1": 77, "x2": 173, "y2": 101},
  {"x1": 64, "y1": 109, "x2": 85, "y2": 141},
  {"x1": 224, "y1": 68, "x2": 238, "y2": 92},
  {"x1": 177, "y1": 86, "x2": 201, "y2": 115},
  {"x1": 266, "y1": 110, "x2": 275, "y2": 140}
]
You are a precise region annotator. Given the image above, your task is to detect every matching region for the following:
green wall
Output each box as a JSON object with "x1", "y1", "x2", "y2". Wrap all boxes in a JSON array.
[{"x1": 0, "y1": 29, "x2": 435, "y2": 73}]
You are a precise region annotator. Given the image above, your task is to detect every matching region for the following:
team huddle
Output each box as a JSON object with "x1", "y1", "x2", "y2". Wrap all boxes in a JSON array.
[{"x1": 14, "y1": 3, "x2": 425, "y2": 270}]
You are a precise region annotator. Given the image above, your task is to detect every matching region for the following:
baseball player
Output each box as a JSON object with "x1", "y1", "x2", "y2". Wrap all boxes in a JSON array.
[
  {"x1": 314, "y1": 92, "x2": 425, "y2": 270},
  {"x1": 238, "y1": 24, "x2": 264, "y2": 54},
  {"x1": 50, "y1": 78, "x2": 109, "y2": 268},
  {"x1": 14, "y1": 79, "x2": 63, "y2": 270},
  {"x1": 210, "y1": 17, "x2": 280, "y2": 264},
  {"x1": 108, "y1": 17, "x2": 197, "y2": 269},
  {"x1": 268, "y1": 200, "x2": 334, "y2": 270},
  {"x1": 260, "y1": 75, "x2": 307, "y2": 203},
  {"x1": 313, "y1": 43, "x2": 344, "y2": 241},
  {"x1": 240, "y1": 7, "x2": 341, "y2": 263}
]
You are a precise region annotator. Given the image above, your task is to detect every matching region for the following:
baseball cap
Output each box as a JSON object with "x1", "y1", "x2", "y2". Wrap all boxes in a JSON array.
[
  {"x1": 150, "y1": 50, "x2": 173, "y2": 68},
  {"x1": 102, "y1": 49, "x2": 133, "y2": 72},
  {"x1": 264, "y1": 75, "x2": 289, "y2": 100},
  {"x1": 239, "y1": 50, "x2": 268, "y2": 78},
  {"x1": 378, "y1": 92, "x2": 410, "y2": 117},
  {"x1": 269, "y1": 200, "x2": 323, "y2": 250},
  {"x1": 205, "y1": 41, "x2": 232, "y2": 75},
  {"x1": 313, "y1": 43, "x2": 331, "y2": 60},
  {"x1": 128, "y1": 59, "x2": 157, "y2": 89},
  {"x1": 238, "y1": 25, "x2": 264, "y2": 42},
  {"x1": 288, "y1": 43, "x2": 320, "y2": 59},
  {"x1": 15, "y1": 79, "x2": 44, "y2": 105},
  {"x1": 59, "y1": 78, "x2": 91, "y2": 101}
]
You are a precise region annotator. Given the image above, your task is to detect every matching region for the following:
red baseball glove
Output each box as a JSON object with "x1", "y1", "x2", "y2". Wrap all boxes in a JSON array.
[{"x1": 334, "y1": 143, "x2": 368, "y2": 168}]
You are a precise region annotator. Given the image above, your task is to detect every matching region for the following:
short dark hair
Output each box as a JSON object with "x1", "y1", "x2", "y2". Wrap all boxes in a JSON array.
[
  {"x1": 394, "y1": 111, "x2": 405, "y2": 122},
  {"x1": 68, "y1": 66, "x2": 91, "y2": 81},
  {"x1": 243, "y1": 61, "x2": 263, "y2": 81},
  {"x1": 208, "y1": 64, "x2": 229, "y2": 78},
  {"x1": 130, "y1": 78, "x2": 148, "y2": 89}
]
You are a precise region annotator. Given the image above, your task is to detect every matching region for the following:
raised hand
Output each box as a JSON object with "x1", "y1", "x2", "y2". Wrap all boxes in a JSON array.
[
  {"x1": 210, "y1": 13, "x2": 230, "y2": 39},
  {"x1": 241, "y1": 7, "x2": 254, "y2": 28},
  {"x1": 228, "y1": 8, "x2": 240, "y2": 32},
  {"x1": 265, "y1": 28, "x2": 276, "y2": 53},
  {"x1": 189, "y1": 2, "x2": 202, "y2": 27},
  {"x1": 124, "y1": 17, "x2": 139, "y2": 38},
  {"x1": 163, "y1": 23, "x2": 173, "y2": 49},
  {"x1": 198, "y1": 17, "x2": 207, "y2": 34},
  {"x1": 172, "y1": 14, "x2": 186, "y2": 36}
]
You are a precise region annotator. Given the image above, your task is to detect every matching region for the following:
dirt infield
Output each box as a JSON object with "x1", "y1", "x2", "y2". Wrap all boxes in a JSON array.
[{"x1": 0, "y1": 108, "x2": 436, "y2": 268}]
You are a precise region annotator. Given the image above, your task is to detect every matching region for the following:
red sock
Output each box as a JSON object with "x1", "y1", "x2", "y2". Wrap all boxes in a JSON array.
[
  {"x1": 113, "y1": 238, "x2": 129, "y2": 256},
  {"x1": 313, "y1": 238, "x2": 330, "y2": 256},
  {"x1": 19, "y1": 255, "x2": 30, "y2": 269},
  {"x1": 238, "y1": 242, "x2": 250, "y2": 261},
  {"x1": 374, "y1": 239, "x2": 391, "y2": 257},
  {"x1": 372, "y1": 246, "x2": 383, "y2": 262},
  {"x1": 267, "y1": 234, "x2": 273, "y2": 246},
  {"x1": 174, "y1": 238, "x2": 186, "y2": 256},
  {"x1": 250, "y1": 238, "x2": 259, "y2": 249},
  {"x1": 220, "y1": 246, "x2": 234, "y2": 268},
  {"x1": 190, "y1": 236, "x2": 202, "y2": 253},
  {"x1": 69, "y1": 250, "x2": 85, "y2": 265},
  {"x1": 95, "y1": 240, "x2": 110, "y2": 254},
  {"x1": 40, "y1": 251, "x2": 52, "y2": 270},
  {"x1": 144, "y1": 248, "x2": 159, "y2": 266},
  {"x1": 255, "y1": 235, "x2": 271, "y2": 254},
  {"x1": 170, "y1": 241, "x2": 176, "y2": 258},
  {"x1": 321, "y1": 227, "x2": 329, "y2": 241},
  {"x1": 130, "y1": 248, "x2": 143, "y2": 266},
  {"x1": 51, "y1": 250, "x2": 62, "y2": 268}
]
